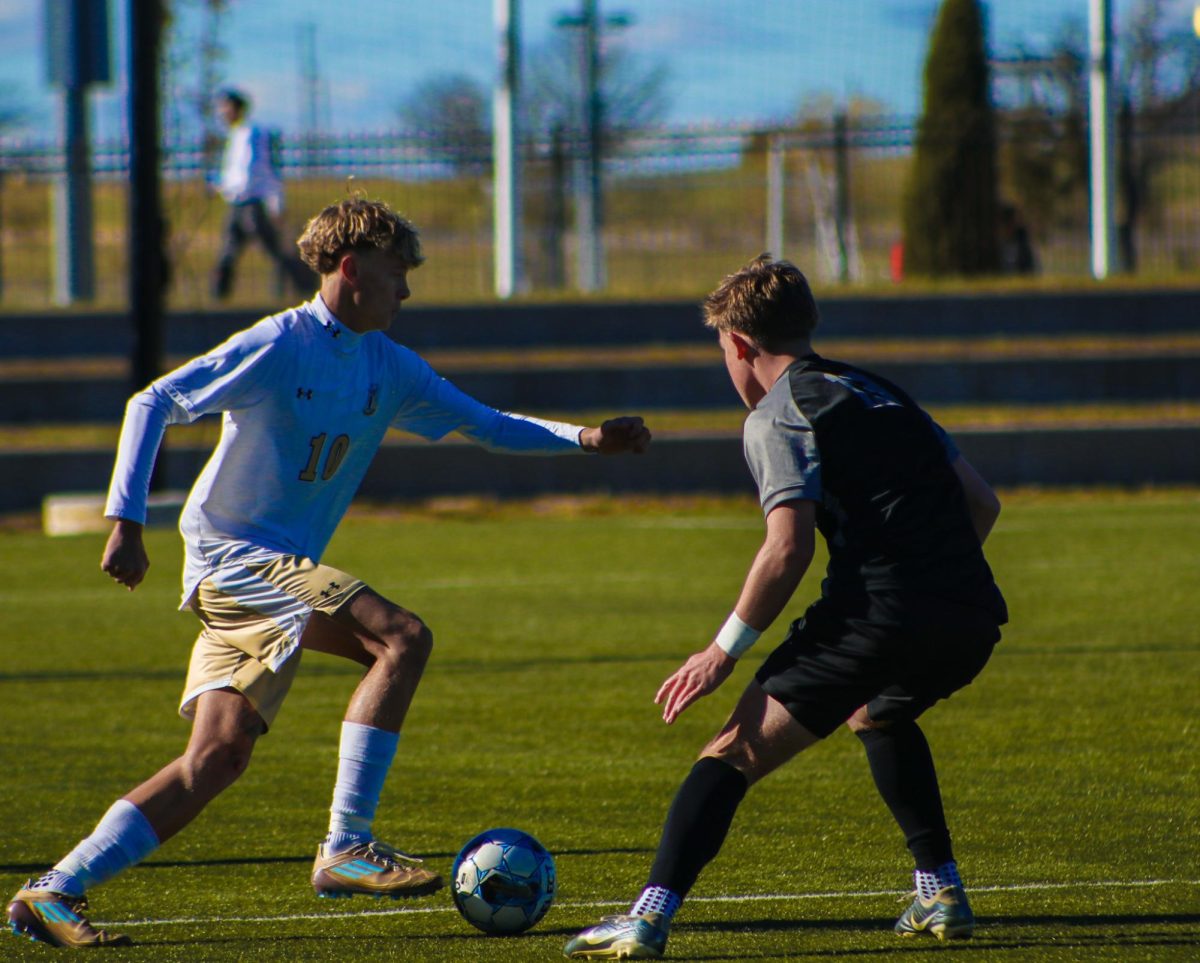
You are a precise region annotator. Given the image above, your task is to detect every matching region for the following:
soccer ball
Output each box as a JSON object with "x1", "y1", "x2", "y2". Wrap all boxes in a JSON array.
[{"x1": 451, "y1": 827, "x2": 556, "y2": 935}]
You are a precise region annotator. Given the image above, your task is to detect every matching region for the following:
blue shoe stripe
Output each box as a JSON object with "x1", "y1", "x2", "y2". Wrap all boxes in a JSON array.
[
  {"x1": 330, "y1": 861, "x2": 379, "y2": 880},
  {"x1": 37, "y1": 902, "x2": 78, "y2": 924}
]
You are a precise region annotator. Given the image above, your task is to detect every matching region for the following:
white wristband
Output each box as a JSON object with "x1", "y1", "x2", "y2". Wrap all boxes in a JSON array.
[{"x1": 714, "y1": 612, "x2": 761, "y2": 660}]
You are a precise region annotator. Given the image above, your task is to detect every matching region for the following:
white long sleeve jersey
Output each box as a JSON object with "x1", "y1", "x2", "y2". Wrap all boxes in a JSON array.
[
  {"x1": 218, "y1": 122, "x2": 282, "y2": 206},
  {"x1": 105, "y1": 296, "x2": 586, "y2": 606}
]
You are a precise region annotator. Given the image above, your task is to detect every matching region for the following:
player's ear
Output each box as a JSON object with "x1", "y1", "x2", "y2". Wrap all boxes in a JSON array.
[
  {"x1": 730, "y1": 332, "x2": 754, "y2": 361},
  {"x1": 338, "y1": 252, "x2": 358, "y2": 284}
]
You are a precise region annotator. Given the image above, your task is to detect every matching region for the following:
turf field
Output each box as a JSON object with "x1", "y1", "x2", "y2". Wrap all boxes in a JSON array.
[{"x1": 1, "y1": 491, "x2": 1197, "y2": 961}]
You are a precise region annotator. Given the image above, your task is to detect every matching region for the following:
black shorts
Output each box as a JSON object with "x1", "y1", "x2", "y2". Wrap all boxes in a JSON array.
[{"x1": 755, "y1": 591, "x2": 999, "y2": 739}]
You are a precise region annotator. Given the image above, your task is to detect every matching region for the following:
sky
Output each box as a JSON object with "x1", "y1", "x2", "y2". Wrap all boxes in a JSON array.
[{"x1": 1, "y1": 0, "x2": 1195, "y2": 143}]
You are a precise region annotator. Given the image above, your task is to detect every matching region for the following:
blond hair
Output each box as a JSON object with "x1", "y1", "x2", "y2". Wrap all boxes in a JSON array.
[
  {"x1": 297, "y1": 198, "x2": 425, "y2": 275},
  {"x1": 702, "y1": 254, "x2": 819, "y2": 350}
]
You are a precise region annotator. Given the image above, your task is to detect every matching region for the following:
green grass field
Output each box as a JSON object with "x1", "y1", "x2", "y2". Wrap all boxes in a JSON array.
[{"x1": 1, "y1": 491, "x2": 1197, "y2": 961}]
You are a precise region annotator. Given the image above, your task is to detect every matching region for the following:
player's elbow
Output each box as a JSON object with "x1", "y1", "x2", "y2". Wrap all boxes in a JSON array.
[
  {"x1": 126, "y1": 382, "x2": 176, "y2": 421},
  {"x1": 763, "y1": 538, "x2": 813, "y2": 589},
  {"x1": 777, "y1": 539, "x2": 814, "y2": 573}
]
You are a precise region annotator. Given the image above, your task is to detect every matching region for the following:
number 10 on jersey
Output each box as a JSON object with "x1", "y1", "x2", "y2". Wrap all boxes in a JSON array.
[{"x1": 299, "y1": 433, "x2": 350, "y2": 482}]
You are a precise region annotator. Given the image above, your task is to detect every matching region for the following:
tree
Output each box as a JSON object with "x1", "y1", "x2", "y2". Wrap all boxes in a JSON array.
[
  {"x1": 993, "y1": 21, "x2": 1089, "y2": 241},
  {"x1": 901, "y1": 0, "x2": 999, "y2": 276},
  {"x1": 521, "y1": 28, "x2": 670, "y2": 152},
  {"x1": 995, "y1": 1, "x2": 1200, "y2": 272},
  {"x1": 1114, "y1": 0, "x2": 1200, "y2": 270},
  {"x1": 396, "y1": 73, "x2": 490, "y2": 175}
]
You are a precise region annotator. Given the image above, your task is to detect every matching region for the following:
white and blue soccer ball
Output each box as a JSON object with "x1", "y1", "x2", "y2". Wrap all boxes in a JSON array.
[{"x1": 451, "y1": 827, "x2": 556, "y2": 935}]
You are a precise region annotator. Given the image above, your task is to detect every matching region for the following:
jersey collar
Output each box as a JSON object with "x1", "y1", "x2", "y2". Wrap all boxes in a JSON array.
[{"x1": 309, "y1": 295, "x2": 365, "y2": 355}]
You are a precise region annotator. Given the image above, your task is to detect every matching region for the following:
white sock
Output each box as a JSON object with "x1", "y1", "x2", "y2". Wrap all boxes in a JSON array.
[
  {"x1": 325, "y1": 722, "x2": 399, "y2": 854},
  {"x1": 630, "y1": 885, "x2": 681, "y2": 923},
  {"x1": 34, "y1": 800, "x2": 159, "y2": 897},
  {"x1": 915, "y1": 861, "x2": 962, "y2": 901}
]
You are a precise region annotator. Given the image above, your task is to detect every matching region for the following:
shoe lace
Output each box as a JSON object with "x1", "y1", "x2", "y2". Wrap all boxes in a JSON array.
[
  {"x1": 25, "y1": 883, "x2": 90, "y2": 915},
  {"x1": 363, "y1": 840, "x2": 424, "y2": 871}
]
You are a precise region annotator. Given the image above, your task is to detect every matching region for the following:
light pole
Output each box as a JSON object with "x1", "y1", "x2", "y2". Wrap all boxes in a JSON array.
[
  {"x1": 555, "y1": 2, "x2": 630, "y2": 293},
  {"x1": 494, "y1": 0, "x2": 524, "y2": 298},
  {"x1": 45, "y1": 0, "x2": 110, "y2": 304},
  {"x1": 1088, "y1": 0, "x2": 1116, "y2": 279}
]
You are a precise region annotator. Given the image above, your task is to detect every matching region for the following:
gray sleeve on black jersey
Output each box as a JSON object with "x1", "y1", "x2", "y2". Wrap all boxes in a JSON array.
[{"x1": 742, "y1": 392, "x2": 821, "y2": 516}]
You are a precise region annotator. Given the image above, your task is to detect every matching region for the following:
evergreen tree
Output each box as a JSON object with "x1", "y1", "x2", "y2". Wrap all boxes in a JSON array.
[{"x1": 902, "y1": 0, "x2": 999, "y2": 276}]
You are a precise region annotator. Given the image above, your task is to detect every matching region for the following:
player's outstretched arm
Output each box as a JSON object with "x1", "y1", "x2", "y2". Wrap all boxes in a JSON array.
[
  {"x1": 101, "y1": 519, "x2": 150, "y2": 591},
  {"x1": 656, "y1": 500, "x2": 815, "y2": 724},
  {"x1": 578, "y1": 416, "x2": 651, "y2": 455}
]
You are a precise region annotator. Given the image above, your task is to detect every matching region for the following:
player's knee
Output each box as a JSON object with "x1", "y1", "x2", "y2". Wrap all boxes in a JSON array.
[
  {"x1": 700, "y1": 734, "x2": 764, "y2": 784},
  {"x1": 184, "y1": 731, "x2": 256, "y2": 791},
  {"x1": 378, "y1": 612, "x2": 433, "y2": 668},
  {"x1": 846, "y1": 705, "x2": 889, "y2": 734}
]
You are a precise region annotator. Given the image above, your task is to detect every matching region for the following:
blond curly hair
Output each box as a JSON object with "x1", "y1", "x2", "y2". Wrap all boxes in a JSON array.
[{"x1": 297, "y1": 197, "x2": 425, "y2": 275}]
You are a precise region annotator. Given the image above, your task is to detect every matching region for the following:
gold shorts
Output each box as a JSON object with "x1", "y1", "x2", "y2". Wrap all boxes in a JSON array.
[{"x1": 181, "y1": 556, "x2": 366, "y2": 730}]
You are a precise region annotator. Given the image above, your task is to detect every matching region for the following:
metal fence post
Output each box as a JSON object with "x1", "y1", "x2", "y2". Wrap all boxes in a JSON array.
[
  {"x1": 766, "y1": 133, "x2": 785, "y2": 257},
  {"x1": 834, "y1": 111, "x2": 851, "y2": 283}
]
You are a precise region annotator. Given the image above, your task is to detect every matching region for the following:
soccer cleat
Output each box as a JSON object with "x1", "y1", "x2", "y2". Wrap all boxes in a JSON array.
[
  {"x1": 894, "y1": 885, "x2": 975, "y2": 940},
  {"x1": 563, "y1": 912, "x2": 670, "y2": 959},
  {"x1": 311, "y1": 839, "x2": 443, "y2": 899},
  {"x1": 7, "y1": 882, "x2": 132, "y2": 948}
]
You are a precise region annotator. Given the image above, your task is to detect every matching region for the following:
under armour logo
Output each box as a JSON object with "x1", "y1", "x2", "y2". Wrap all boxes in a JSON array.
[
  {"x1": 324, "y1": 321, "x2": 342, "y2": 339},
  {"x1": 297, "y1": 387, "x2": 313, "y2": 400},
  {"x1": 319, "y1": 580, "x2": 341, "y2": 599}
]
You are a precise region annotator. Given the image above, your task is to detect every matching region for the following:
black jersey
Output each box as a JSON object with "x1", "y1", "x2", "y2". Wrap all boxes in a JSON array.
[{"x1": 742, "y1": 354, "x2": 1006, "y2": 621}]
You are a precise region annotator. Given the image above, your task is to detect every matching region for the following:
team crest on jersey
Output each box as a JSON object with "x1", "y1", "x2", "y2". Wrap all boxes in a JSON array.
[{"x1": 364, "y1": 384, "x2": 379, "y2": 416}]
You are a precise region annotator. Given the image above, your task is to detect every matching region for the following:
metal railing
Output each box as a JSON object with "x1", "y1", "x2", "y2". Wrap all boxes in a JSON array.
[{"x1": 0, "y1": 112, "x2": 1197, "y2": 310}]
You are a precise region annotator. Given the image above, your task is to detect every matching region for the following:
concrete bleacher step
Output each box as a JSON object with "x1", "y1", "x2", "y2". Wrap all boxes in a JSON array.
[
  {"x1": 5, "y1": 290, "x2": 1198, "y2": 519},
  {"x1": 1, "y1": 288, "x2": 1198, "y2": 357},
  {"x1": 42, "y1": 491, "x2": 188, "y2": 535},
  {"x1": 5, "y1": 337, "x2": 1200, "y2": 423},
  {"x1": 10, "y1": 420, "x2": 1200, "y2": 524}
]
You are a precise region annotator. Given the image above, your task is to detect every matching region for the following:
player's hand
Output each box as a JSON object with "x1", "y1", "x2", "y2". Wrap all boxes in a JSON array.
[
  {"x1": 655, "y1": 643, "x2": 737, "y2": 724},
  {"x1": 101, "y1": 519, "x2": 150, "y2": 591},
  {"x1": 580, "y1": 416, "x2": 651, "y2": 454}
]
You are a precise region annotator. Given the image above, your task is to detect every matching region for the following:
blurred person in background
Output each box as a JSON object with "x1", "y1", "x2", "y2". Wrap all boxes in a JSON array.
[{"x1": 211, "y1": 88, "x2": 314, "y2": 300}]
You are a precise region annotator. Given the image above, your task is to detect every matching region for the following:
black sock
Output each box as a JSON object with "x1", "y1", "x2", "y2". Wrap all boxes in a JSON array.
[
  {"x1": 646, "y1": 757, "x2": 749, "y2": 898},
  {"x1": 857, "y1": 721, "x2": 953, "y2": 870}
]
